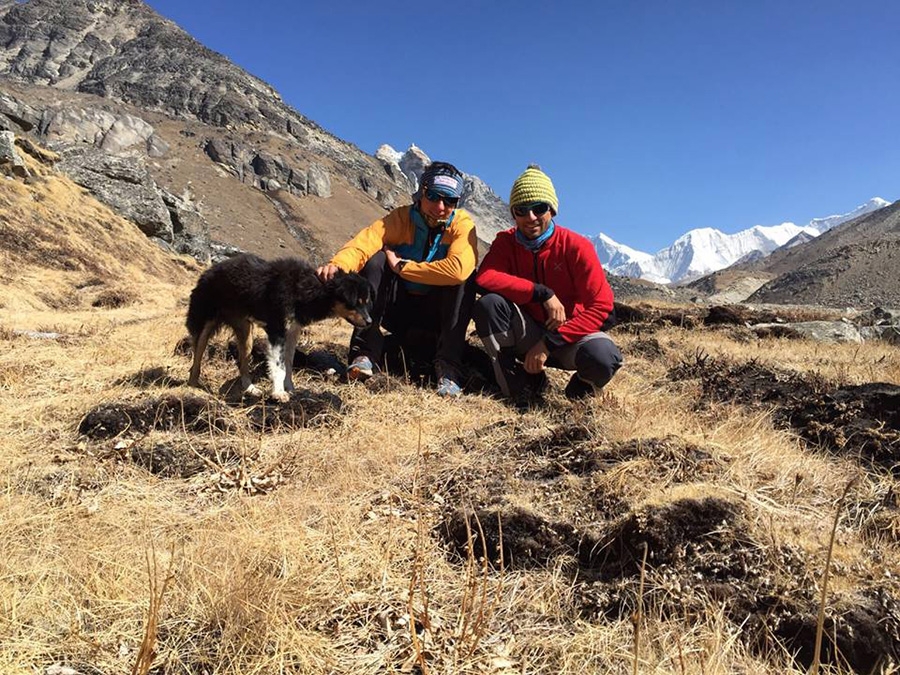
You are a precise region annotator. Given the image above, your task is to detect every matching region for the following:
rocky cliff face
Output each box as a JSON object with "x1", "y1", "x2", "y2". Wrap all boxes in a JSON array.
[{"x1": 1, "y1": 0, "x2": 492, "y2": 263}]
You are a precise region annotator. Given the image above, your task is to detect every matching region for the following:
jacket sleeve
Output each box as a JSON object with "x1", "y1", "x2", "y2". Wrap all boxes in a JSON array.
[
  {"x1": 556, "y1": 238, "x2": 614, "y2": 343},
  {"x1": 329, "y1": 218, "x2": 389, "y2": 273},
  {"x1": 399, "y1": 210, "x2": 479, "y2": 285},
  {"x1": 330, "y1": 209, "x2": 409, "y2": 273},
  {"x1": 475, "y1": 231, "x2": 537, "y2": 303}
]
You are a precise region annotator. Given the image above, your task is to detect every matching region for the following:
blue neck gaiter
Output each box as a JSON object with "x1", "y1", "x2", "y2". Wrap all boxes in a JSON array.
[{"x1": 516, "y1": 219, "x2": 556, "y2": 251}]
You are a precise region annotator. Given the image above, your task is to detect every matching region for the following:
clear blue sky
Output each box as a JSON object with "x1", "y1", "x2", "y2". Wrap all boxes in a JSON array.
[{"x1": 144, "y1": 0, "x2": 898, "y2": 253}]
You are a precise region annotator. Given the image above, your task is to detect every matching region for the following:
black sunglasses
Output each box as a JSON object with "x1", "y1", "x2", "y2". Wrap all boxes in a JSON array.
[
  {"x1": 512, "y1": 202, "x2": 552, "y2": 218},
  {"x1": 424, "y1": 189, "x2": 460, "y2": 207}
]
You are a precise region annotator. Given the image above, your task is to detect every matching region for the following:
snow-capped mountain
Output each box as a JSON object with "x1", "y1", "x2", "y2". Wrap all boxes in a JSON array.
[
  {"x1": 593, "y1": 233, "x2": 654, "y2": 274},
  {"x1": 807, "y1": 197, "x2": 890, "y2": 234},
  {"x1": 594, "y1": 198, "x2": 891, "y2": 284}
]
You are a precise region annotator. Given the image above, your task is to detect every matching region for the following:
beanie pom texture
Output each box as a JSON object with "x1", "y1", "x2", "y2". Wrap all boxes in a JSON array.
[{"x1": 509, "y1": 165, "x2": 558, "y2": 214}]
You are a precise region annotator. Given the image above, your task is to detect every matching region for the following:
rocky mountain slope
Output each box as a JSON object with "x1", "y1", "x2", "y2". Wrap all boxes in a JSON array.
[
  {"x1": 0, "y1": 0, "x2": 506, "y2": 265},
  {"x1": 686, "y1": 200, "x2": 900, "y2": 307},
  {"x1": 746, "y1": 199, "x2": 900, "y2": 307}
]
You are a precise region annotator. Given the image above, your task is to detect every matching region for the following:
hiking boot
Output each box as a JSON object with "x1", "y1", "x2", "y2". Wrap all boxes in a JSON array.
[
  {"x1": 347, "y1": 355, "x2": 374, "y2": 381},
  {"x1": 565, "y1": 373, "x2": 596, "y2": 400}
]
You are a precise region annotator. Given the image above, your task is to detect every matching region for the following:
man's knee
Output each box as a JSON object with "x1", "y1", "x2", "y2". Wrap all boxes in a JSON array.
[
  {"x1": 473, "y1": 293, "x2": 511, "y2": 335},
  {"x1": 574, "y1": 337, "x2": 623, "y2": 388}
]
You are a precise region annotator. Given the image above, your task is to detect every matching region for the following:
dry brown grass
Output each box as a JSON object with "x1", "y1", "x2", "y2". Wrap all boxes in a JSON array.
[{"x1": 2, "y1": 167, "x2": 899, "y2": 674}]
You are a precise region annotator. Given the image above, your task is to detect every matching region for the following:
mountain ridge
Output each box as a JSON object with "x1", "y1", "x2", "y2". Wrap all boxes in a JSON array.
[{"x1": 593, "y1": 197, "x2": 892, "y2": 284}]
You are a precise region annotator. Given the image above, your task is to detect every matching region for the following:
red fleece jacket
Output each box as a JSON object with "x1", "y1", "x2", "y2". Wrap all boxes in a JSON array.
[{"x1": 476, "y1": 225, "x2": 615, "y2": 345}]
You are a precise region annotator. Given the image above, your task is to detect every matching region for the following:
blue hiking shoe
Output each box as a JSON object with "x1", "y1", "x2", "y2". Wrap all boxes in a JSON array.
[
  {"x1": 436, "y1": 375, "x2": 462, "y2": 398},
  {"x1": 347, "y1": 355, "x2": 374, "y2": 381},
  {"x1": 435, "y1": 361, "x2": 463, "y2": 397}
]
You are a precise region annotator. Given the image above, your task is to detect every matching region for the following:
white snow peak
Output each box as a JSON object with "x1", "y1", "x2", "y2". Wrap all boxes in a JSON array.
[{"x1": 592, "y1": 197, "x2": 891, "y2": 284}]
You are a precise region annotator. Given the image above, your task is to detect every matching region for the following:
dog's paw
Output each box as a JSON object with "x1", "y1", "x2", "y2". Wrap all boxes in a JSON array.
[
  {"x1": 270, "y1": 390, "x2": 290, "y2": 403},
  {"x1": 244, "y1": 383, "x2": 264, "y2": 398}
]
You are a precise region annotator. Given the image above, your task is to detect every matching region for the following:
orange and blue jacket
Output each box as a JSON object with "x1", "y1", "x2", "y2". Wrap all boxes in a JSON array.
[{"x1": 330, "y1": 205, "x2": 478, "y2": 287}]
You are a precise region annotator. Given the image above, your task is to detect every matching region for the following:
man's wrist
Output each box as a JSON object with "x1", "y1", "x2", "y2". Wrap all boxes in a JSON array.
[{"x1": 395, "y1": 259, "x2": 409, "y2": 273}]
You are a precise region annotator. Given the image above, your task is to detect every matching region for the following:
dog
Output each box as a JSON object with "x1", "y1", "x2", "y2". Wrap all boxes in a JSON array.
[{"x1": 186, "y1": 253, "x2": 372, "y2": 401}]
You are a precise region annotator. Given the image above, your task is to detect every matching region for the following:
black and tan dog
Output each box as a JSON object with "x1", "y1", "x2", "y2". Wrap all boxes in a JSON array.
[{"x1": 186, "y1": 253, "x2": 372, "y2": 401}]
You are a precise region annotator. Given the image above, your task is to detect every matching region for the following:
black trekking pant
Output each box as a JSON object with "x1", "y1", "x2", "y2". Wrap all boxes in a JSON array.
[
  {"x1": 473, "y1": 292, "x2": 623, "y2": 397},
  {"x1": 349, "y1": 251, "x2": 475, "y2": 372}
]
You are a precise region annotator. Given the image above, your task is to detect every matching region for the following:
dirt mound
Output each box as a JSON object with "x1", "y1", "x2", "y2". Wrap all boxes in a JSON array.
[
  {"x1": 506, "y1": 424, "x2": 599, "y2": 477},
  {"x1": 788, "y1": 383, "x2": 900, "y2": 470},
  {"x1": 245, "y1": 389, "x2": 345, "y2": 431},
  {"x1": 613, "y1": 302, "x2": 703, "y2": 331},
  {"x1": 598, "y1": 436, "x2": 721, "y2": 483},
  {"x1": 769, "y1": 592, "x2": 900, "y2": 673},
  {"x1": 441, "y1": 506, "x2": 578, "y2": 570},
  {"x1": 576, "y1": 498, "x2": 900, "y2": 673},
  {"x1": 627, "y1": 336, "x2": 667, "y2": 359},
  {"x1": 78, "y1": 395, "x2": 233, "y2": 439},
  {"x1": 669, "y1": 353, "x2": 900, "y2": 473},
  {"x1": 579, "y1": 497, "x2": 752, "y2": 578},
  {"x1": 114, "y1": 366, "x2": 181, "y2": 388}
]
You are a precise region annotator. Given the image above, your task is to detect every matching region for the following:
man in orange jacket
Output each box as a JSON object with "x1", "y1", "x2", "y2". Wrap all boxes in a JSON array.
[{"x1": 317, "y1": 162, "x2": 478, "y2": 397}]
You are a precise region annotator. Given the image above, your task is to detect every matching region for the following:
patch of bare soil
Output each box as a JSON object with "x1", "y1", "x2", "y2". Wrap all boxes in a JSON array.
[
  {"x1": 851, "y1": 485, "x2": 900, "y2": 544},
  {"x1": 123, "y1": 439, "x2": 241, "y2": 478},
  {"x1": 23, "y1": 463, "x2": 114, "y2": 506},
  {"x1": 669, "y1": 353, "x2": 900, "y2": 473},
  {"x1": 114, "y1": 366, "x2": 182, "y2": 388},
  {"x1": 78, "y1": 394, "x2": 233, "y2": 439}
]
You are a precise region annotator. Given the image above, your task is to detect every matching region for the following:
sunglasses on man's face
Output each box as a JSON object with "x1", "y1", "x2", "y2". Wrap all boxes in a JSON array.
[
  {"x1": 424, "y1": 190, "x2": 460, "y2": 207},
  {"x1": 513, "y1": 202, "x2": 552, "y2": 218}
]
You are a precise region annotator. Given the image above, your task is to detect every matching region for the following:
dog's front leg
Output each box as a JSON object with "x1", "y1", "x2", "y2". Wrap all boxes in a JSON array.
[
  {"x1": 265, "y1": 335, "x2": 290, "y2": 403},
  {"x1": 282, "y1": 323, "x2": 302, "y2": 395}
]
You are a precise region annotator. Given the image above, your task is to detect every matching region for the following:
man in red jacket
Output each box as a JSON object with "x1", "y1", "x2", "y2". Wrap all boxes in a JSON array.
[{"x1": 474, "y1": 165, "x2": 622, "y2": 401}]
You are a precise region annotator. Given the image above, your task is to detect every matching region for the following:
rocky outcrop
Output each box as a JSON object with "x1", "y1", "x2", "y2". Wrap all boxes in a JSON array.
[
  {"x1": 462, "y1": 174, "x2": 511, "y2": 248},
  {"x1": 0, "y1": 129, "x2": 28, "y2": 177},
  {"x1": 749, "y1": 320, "x2": 863, "y2": 344},
  {"x1": 0, "y1": 87, "x2": 211, "y2": 259},
  {"x1": 55, "y1": 146, "x2": 209, "y2": 260},
  {"x1": 41, "y1": 106, "x2": 166, "y2": 156},
  {"x1": 203, "y1": 137, "x2": 332, "y2": 199},
  {"x1": 398, "y1": 145, "x2": 429, "y2": 190},
  {"x1": 0, "y1": 91, "x2": 40, "y2": 131},
  {"x1": 57, "y1": 147, "x2": 174, "y2": 240}
]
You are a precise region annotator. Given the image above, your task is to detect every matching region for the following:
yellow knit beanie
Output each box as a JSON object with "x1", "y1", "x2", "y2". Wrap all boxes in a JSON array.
[{"x1": 509, "y1": 164, "x2": 558, "y2": 214}]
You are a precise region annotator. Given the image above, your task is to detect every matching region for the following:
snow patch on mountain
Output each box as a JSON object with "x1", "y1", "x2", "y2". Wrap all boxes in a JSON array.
[
  {"x1": 807, "y1": 197, "x2": 890, "y2": 234},
  {"x1": 593, "y1": 198, "x2": 892, "y2": 284}
]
